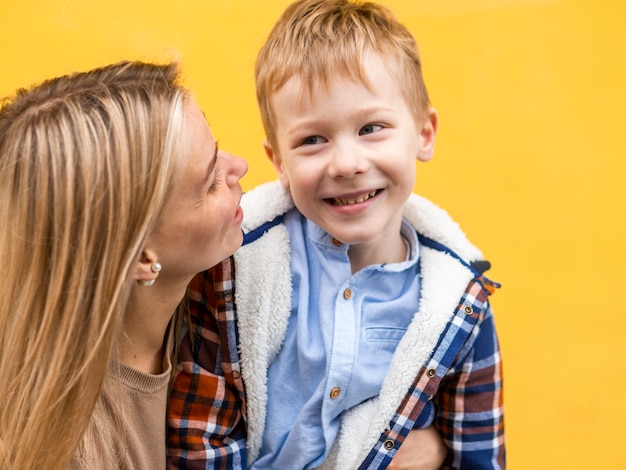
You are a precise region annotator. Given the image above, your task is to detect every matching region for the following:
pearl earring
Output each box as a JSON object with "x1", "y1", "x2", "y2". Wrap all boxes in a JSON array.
[{"x1": 137, "y1": 262, "x2": 162, "y2": 287}]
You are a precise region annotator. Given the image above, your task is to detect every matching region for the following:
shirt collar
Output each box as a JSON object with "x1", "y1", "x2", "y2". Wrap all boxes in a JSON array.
[{"x1": 305, "y1": 216, "x2": 420, "y2": 272}]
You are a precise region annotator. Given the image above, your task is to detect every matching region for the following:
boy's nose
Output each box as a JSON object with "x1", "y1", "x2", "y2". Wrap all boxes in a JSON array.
[{"x1": 327, "y1": 143, "x2": 369, "y2": 178}]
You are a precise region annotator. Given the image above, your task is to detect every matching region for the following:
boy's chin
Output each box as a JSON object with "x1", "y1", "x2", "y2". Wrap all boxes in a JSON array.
[{"x1": 322, "y1": 227, "x2": 378, "y2": 247}]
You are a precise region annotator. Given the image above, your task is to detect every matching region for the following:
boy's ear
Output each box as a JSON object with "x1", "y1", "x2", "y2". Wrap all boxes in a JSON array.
[
  {"x1": 264, "y1": 140, "x2": 290, "y2": 188},
  {"x1": 417, "y1": 107, "x2": 439, "y2": 163}
]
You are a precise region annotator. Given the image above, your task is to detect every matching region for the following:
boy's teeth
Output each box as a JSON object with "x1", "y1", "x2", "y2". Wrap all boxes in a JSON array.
[{"x1": 333, "y1": 190, "x2": 377, "y2": 206}]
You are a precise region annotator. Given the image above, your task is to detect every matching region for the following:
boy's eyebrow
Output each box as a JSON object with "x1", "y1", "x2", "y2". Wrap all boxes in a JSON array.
[{"x1": 286, "y1": 106, "x2": 394, "y2": 135}]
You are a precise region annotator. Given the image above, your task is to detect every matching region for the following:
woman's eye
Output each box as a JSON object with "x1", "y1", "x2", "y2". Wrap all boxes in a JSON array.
[
  {"x1": 209, "y1": 167, "x2": 222, "y2": 192},
  {"x1": 360, "y1": 124, "x2": 382, "y2": 135}
]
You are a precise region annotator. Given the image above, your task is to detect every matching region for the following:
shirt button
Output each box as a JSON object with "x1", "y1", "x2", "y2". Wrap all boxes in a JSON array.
[
  {"x1": 343, "y1": 288, "x2": 352, "y2": 300},
  {"x1": 427, "y1": 368, "x2": 437, "y2": 378},
  {"x1": 464, "y1": 305, "x2": 474, "y2": 315},
  {"x1": 329, "y1": 387, "x2": 341, "y2": 399},
  {"x1": 383, "y1": 439, "x2": 395, "y2": 450},
  {"x1": 331, "y1": 237, "x2": 342, "y2": 247}
]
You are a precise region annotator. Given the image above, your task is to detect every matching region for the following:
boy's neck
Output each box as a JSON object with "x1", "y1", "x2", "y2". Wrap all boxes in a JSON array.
[{"x1": 347, "y1": 231, "x2": 408, "y2": 274}]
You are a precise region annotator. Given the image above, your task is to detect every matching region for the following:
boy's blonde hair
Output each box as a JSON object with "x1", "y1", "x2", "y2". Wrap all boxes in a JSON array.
[
  {"x1": 0, "y1": 60, "x2": 187, "y2": 469},
  {"x1": 255, "y1": 0, "x2": 431, "y2": 151}
]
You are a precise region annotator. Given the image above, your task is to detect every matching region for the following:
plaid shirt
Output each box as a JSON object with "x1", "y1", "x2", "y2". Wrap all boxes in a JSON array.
[
  {"x1": 167, "y1": 259, "x2": 504, "y2": 469},
  {"x1": 167, "y1": 258, "x2": 248, "y2": 469}
]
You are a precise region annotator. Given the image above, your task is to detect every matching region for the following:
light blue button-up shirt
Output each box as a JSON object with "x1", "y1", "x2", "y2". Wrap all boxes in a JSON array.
[{"x1": 253, "y1": 209, "x2": 430, "y2": 470}]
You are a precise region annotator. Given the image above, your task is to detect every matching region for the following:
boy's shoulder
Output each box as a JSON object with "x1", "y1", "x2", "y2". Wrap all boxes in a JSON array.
[
  {"x1": 403, "y1": 193, "x2": 483, "y2": 263},
  {"x1": 241, "y1": 180, "x2": 294, "y2": 234}
]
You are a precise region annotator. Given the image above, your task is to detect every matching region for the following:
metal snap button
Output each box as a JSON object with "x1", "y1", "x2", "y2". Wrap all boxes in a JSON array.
[{"x1": 383, "y1": 439, "x2": 395, "y2": 450}]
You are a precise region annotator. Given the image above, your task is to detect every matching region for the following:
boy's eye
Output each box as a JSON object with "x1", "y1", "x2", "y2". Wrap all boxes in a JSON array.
[
  {"x1": 359, "y1": 124, "x2": 383, "y2": 135},
  {"x1": 301, "y1": 136, "x2": 325, "y2": 145}
]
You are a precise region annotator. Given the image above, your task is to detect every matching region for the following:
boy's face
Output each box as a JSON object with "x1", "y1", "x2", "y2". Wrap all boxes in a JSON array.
[{"x1": 265, "y1": 53, "x2": 437, "y2": 252}]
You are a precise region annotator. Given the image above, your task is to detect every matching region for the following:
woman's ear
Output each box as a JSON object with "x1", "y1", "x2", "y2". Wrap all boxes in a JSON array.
[
  {"x1": 134, "y1": 249, "x2": 160, "y2": 286},
  {"x1": 417, "y1": 107, "x2": 439, "y2": 163},
  {"x1": 264, "y1": 140, "x2": 290, "y2": 189}
]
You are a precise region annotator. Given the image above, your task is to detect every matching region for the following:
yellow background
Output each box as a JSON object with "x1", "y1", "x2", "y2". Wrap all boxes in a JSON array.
[{"x1": 2, "y1": 0, "x2": 624, "y2": 468}]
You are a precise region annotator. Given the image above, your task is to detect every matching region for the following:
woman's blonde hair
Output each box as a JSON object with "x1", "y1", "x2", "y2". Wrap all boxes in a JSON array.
[
  {"x1": 0, "y1": 60, "x2": 187, "y2": 469},
  {"x1": 255, "y1": 0, "x2": 431, "y2": 151}
]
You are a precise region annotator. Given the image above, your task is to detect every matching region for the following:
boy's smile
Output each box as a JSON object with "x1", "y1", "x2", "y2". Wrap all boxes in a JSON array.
[
  {"x1": 328, "y1": 189, "x2": 379, "y2": 206},
  {"x1": 265, "y1": 51, "x2": 437, "y2": 269}
]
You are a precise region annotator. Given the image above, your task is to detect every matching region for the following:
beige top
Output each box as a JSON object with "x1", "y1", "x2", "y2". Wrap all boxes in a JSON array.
[{"x1": 69, "y1": 326, "x2": 174, "y2": 469}]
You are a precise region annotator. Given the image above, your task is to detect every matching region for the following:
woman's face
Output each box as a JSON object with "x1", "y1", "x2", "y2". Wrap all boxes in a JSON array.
[{"x1": 146, "y1": 98, "x2": 248, "y2": 283}]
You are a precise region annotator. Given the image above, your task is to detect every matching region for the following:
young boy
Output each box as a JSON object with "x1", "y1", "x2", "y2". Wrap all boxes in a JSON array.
[{"x1": 168, "y1": 1, "x2": 505, "y2": 468}]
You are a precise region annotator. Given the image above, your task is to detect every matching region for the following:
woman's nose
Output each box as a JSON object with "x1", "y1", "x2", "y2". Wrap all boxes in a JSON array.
[{"x1": 221, "y1": 151, "x2": 248, "y2": 185}]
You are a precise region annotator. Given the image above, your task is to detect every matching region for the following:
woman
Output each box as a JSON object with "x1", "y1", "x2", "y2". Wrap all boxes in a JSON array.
[{"x1": 0, "y1": 60, "x2": 247, "y2": 469}]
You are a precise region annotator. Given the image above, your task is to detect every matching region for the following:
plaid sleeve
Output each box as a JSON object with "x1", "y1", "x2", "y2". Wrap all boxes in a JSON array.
[
  {"x1": 357, "y1": 277, "x2": 504, "y2": 470},
  {"x1": 167, "y1": 257, "x2": 247, "y2": 470},
  {"x1": 436, "y1": 278, "x2": 505, "y2": 469}
]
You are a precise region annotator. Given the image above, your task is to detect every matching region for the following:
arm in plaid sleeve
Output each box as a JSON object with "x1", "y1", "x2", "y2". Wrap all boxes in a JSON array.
[
  {"x1": 437, "y1": 288, "x2": 505, "y2": 469},
  {"x1": 167, "y1": 258, "x2": 247, "y2": 469},
  {"x1": 356, "y1": 277, "x2": 504, "y2": 470}
]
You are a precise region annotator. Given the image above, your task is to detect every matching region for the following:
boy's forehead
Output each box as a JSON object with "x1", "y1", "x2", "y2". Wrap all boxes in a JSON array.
[
  {"x1": 271, "y1": 52, "x2": 402, "y2": 102},
  {"x1": 270, "y1": 74, "x2": 359, "y2": 110}
]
